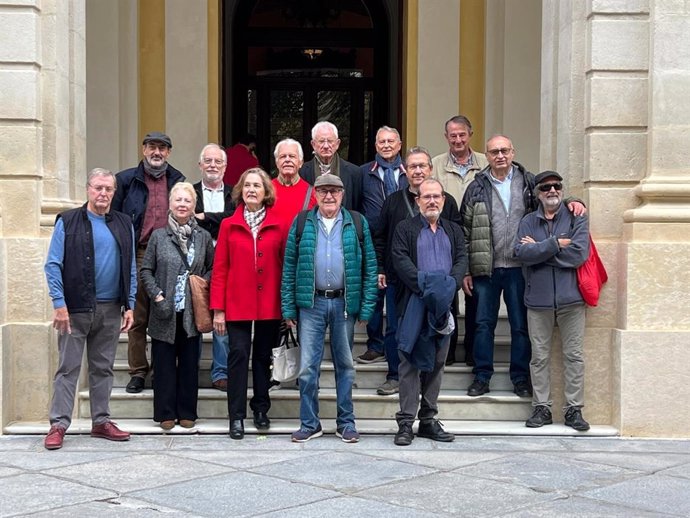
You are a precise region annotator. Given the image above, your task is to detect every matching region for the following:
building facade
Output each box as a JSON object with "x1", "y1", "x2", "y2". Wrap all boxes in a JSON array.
[{"x1": 0, "y1": 0, "x2": 688, "y2": 437}]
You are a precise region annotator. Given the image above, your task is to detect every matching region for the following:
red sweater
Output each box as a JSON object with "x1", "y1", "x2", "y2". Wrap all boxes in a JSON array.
[
  {"x1": 223, "y1": 144, "x2": 259, "y2": 187},
  {"x1": 271, "y1": 178, "x2": 317, "y2": 238},
  {"x1": 210, "y1": 205, "x2": 285, "y2": 321}
]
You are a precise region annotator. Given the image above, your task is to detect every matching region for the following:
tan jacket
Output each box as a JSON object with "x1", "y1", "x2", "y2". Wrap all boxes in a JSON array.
[{"x1": 432, "y1": 149, "x2": 489, "y2": 204}]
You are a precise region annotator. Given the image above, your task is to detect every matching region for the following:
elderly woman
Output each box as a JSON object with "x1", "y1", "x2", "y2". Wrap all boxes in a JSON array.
[
  {"x1": 140, "y1": 182, "x2": 214, "y2": 430},
  {"x1": 211, "y1": 168, "x2": 285, "y2": 440}
]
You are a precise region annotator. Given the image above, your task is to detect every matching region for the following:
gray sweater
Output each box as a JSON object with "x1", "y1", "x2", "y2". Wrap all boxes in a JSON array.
[{"x1": 140, "y1": 224, "x2": 214, "y2": 343}]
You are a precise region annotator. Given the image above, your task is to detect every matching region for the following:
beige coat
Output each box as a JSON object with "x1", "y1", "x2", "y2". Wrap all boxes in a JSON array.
[{"x1": 432, "y1": 149, "x2": 489, "y2": 204}]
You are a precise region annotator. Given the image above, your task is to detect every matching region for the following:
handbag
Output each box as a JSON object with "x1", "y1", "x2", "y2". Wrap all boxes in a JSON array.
[
  {"x1": 188, "y1": 274, "x2": 213, "y2": 333},
  {"x1": 272, "y1": 327, "x2": 301, "y2": 382},
  {"x1": 577, "y1": 235, "x2": 608, "y2": 307}
]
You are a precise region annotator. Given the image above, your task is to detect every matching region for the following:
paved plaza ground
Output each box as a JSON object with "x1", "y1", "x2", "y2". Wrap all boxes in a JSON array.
[{"x1": 1, "y1": 433, "x2": 689, "y2": 517}]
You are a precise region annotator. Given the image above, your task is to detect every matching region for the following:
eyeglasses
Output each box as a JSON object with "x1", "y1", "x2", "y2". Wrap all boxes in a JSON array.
[
  {"x1": 315, "y1": 188, "x2": 343, "y2": 196},
  {"x1": 417, "y1": 193, "x2": 443, "y2": 201},
  {"x1": 202, "y1": 158, "x2": 225, "y2": 166},
  {"x1": 538, "y1": 182, "x2": 563, "y2": 192},
  {"x1": 487, "y1": 147, "x2": 513, "y2": 157},
  {"x1": 89, "y1": 185, "x2": 115, "y2": 193},
  {"x1": 407, "y1": 163, "x2": 430, "y2": 171},
  {"x1": 315, "y1": 139, "x2": 337, "y2": 147}
]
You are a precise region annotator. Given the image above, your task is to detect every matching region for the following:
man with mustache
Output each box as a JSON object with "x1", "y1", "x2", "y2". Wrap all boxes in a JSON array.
[{"x1": 112, "y1": 132, "x2": 185, "y2": 394}]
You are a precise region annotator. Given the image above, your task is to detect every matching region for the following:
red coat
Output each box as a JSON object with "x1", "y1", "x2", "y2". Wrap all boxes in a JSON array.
[{"x1": 210, "y1": 204, "x2": 285, "y2": 321}]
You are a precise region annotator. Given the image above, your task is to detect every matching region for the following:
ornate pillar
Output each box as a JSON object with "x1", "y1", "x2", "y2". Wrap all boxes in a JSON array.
[{"x1": 0, "y1": 0, "x2": 86, "y2": 431}]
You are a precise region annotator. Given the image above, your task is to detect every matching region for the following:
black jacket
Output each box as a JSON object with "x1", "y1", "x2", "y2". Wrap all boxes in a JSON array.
[
  {"x1": 374, "y1": 188, "x2": 461, "y2": 279},
  {"x1": 299, "y1": 155, "x2": 363, "y2": 212},
  {"x1": 57, "y1": 204, "x2": 135, "y2": 313},
  {"x1": 112, "y1": 161, "x2": 185, "y2": 241},
  {"x1": 391, "y1": 214, "x2": 467, "y2": 318},
  {"x1": 193, "y1": 181, "x2": 235, "y2": 240},
  {"x1": 360, "y1": 160, "x2": 409, "y2": 232}
]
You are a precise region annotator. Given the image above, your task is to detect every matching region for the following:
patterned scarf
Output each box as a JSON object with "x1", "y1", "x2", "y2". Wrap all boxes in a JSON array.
[
  {"x1": 244, "y1": 205, "x2": 266, "y2": 238},
  {"x1": 314, "y1": 153, "x2": 340, "y2": 176},
  {"x1": 143, "y1": 159, "x2": 168, "y2": 179},
  {"x1": 167, "y1": 211, "x2": 196, "y2": 254}
]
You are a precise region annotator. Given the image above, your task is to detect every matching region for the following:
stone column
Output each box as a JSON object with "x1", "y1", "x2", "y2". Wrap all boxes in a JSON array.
[
  {"x1": 618, "y1": 1, "x2": 690, "y2": 436},
  {"x1": 0, "y1": 0, "x2": 86, "y2": 431}
]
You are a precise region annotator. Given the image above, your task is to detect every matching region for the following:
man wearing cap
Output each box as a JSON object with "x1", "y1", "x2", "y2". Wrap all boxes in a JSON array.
[
  {"x1": 515, "y1": 171, "x2": 591, "y2": 431},
  {"x1": 112, "y1": 132, "x2": 185, "y2": 394},
  {"x1": 281, "y1": 173, "x2": 378, "y2": 443}
]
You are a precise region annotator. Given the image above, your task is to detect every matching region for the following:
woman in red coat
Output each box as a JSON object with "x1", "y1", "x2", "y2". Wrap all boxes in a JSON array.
[{"x1": 210, "y1": 168, "x2": 285, "y2": 440}]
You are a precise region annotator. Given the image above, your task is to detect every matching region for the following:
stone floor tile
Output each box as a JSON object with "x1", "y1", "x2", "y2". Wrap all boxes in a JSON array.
[
  {"x1": 26, "y1": 497, "x2": 203, "y2": 517},
  {"x1": 300, "y1": 434, "x2": 435, "y2": 451},
  {"x1": 658, "y1": 460, "x2": 690, "y2": 480},
  {"x1": 455, "y1": 452, "x2": 640, "y2": 493},
  {"x1": 581, "y1": 474, "x2": 690, "y2": 516},
  {"x1": 257, "y1": 495, "x2": 440, "y2": 518},
  {"x1": 357, "y1": 450, "x2": 510, "y2": 470},
  {"x1": 361, "y1": 471, "x2": 555, "y2": 516},
  {"x1": 168, "y1": 449, "x2": 324, "y2": 469},
  {"x1": 1, "y1": 451, "x2": 133, "y2": 471},
  {"x1": 502, "y1": 495, "x2": 671, "y2": 517},
  {"x1": 0, "y1": 473, "x2": 114, "y2": 516},
  {"x1": 42, "y1": 452, "x2": 233, "y2": 493},
  {"x1": 250, "y1": 450, "x2": 437, "y2": 492},
  {"x1": 434, "y1": 436, "x2": 570, "y2": 452},
  {"x1": 130, "y1": 471, "x2": 340, "y2": 517},
  {"x1": 0, "y1": 436, "x2": 42, "y2": 451},
  {"x1": 565, "y1": 438, "x2": 690, "y2": 454},
  {"x1": 0, "y1": 466, "x2": 24, "y2": 478},
  {"x1": 56, "y1": 434, "x2": 174, "y2": 451},
  {"x1": 168, "y1": 434, "x2": 293, "y2": 450},
  {"x1": 566, "y1": 452, "x2": 690, "y2": 472}
]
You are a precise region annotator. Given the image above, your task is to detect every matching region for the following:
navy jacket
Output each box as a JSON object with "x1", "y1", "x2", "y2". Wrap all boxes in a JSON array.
[
  {"x1": 57, "y1": 204, "x2": 135, "y2": 313},
  {"x1": 299, "y1": 155, "x2": 362, "y2": 212},
  {"x1": 112, "y1": 161, "x2": 185, "y2": 241},
  {"x1": 360, "y1": 160, "x2": 408, "y2": 232}
]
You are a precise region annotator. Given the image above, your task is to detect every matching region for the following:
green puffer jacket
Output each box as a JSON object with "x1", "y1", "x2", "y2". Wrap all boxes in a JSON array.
[
  {"x1": 460, "y1": 162, "x2": 537, "y2": 277},
  {"x1": 281, "y1": 207, "x2": 378, "y2": 321}
]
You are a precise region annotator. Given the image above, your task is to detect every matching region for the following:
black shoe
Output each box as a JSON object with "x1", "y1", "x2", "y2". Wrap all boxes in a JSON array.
[
  {"x1": 564, "y1": 407, "x2": 590, "y2": 431},
  {"x1": 525, "y1": 405, "x2": 553, "y2": 428},
  {"x1": 229, "y1": 420, "x2": 244, "y2": 440},
  {"x1": 417, "y1": 419, "x2": 455, "y2": 442},
  {"x1": 125, "y1": 376, "x2": 145, "y2": 394},
  {"x1": 445, "y1": 353, "x2": 456, "y2": 366},
  {"x1": 467, "y1": 379, "x2": 490, "y2": 397},
  {"x1": 253, "y1": 412, "x2": 270, "y2": 430},
  {"x1": 394, "y1": 422, "x2": 414, "y2": 446},
  {"x1": 513, "y1": 380, "x2": 533, "y2": 398}
]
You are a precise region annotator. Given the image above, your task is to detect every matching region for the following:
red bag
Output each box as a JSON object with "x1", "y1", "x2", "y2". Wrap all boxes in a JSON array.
[{"x1": 577, "y1": 235, "x2": 608, "y2": 306}]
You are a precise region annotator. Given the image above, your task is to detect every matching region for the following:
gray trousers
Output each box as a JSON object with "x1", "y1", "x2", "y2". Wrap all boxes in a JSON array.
[
  {"x1": 49, "y1": 302, "x2": 121, "y2": 428},
  {"x1": 396, "y1": 335, "x2": 451, "y2": 425},
  {"x1": 527, "y1": 304, "x2": 586, "y2": 410}
]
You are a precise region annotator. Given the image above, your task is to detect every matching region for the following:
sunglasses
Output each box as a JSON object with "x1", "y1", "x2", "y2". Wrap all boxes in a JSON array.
[{"x1": 538, "y1": 182, "x2": 563, "y2": 192}]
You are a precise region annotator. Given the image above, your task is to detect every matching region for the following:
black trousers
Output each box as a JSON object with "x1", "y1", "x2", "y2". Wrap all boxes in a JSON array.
[
  {"x1": 151, "y1": 314, "x2": 201, "y2": 422},
  {"x1": 448, "y1": 292, "x2": 478, "y2": 363},
  {"x1": 227, "y1": 319, "x2": 281, "y2": 421}
]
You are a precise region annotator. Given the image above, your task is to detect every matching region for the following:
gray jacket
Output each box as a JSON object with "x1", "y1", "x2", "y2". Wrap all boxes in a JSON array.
[
  {"x1": 140, "y1": 224, "x2": 214, "y2": 343},
  {"x1": 514, "y1": 203, "x2": 589, "y2": 309}
]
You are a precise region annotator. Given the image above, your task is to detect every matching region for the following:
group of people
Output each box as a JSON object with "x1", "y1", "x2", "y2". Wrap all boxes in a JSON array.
[{"x1": 43, "y1": 116, "x2": 593, "y2": 450}]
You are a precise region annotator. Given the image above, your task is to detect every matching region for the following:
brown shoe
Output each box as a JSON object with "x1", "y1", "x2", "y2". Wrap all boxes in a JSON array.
[
  {"x1": 44, "y1": 424, "x2": 66, "y2": 450},
  {"x1": 212, "y1": 378, "x2": 228, "y2": 392},
  {"x1": 160, "y1": 420, "x2": 175, "y2": 430},
  {"x1": 179, "y1": 419, "x2": 195, "y2": 428},
  {"x1": 91, "y1": 421, "x2": 130, "y2": 441}
]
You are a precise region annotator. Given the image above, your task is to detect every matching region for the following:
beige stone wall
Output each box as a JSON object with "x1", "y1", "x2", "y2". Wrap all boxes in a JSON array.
[{"x1": 0, "y1": 0, "x2": 86, "y2": 433}]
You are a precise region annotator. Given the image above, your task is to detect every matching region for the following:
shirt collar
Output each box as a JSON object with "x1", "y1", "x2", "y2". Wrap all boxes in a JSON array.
[
  {"x1": 489, "y1": 165, "x2": 514, "y2": 184},
  {"x1": 202, "y1": 181, "x2": 224, "y2": 192}
]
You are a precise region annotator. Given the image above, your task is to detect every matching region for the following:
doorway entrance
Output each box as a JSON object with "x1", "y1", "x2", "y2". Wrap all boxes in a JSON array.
[{"x1": 224, "y1": 0, "x2": 401, "y2": 170}]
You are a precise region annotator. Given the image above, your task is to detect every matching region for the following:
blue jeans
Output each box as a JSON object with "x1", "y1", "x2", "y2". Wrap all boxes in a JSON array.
[
  {"x1": 364, "y1": 284, "x2": 400, "y2": 380},
  {"x1": 298, "y1": 295, "x2": 356, "y2": 431},
  {"x1": 210, "y1": 331, "x2": 229, "y2": 382},
  {"x1": 472, "y1": 268, "x2": 531, "y2": 384}
]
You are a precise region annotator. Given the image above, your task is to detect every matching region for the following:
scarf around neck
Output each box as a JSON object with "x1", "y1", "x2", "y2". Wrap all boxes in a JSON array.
[
  {"x1": 143, "y1": 159, "x2": 168, "y2": 179},
  {"x1": 244, "y1": 205, "x2": 266, "y2": 238},
  {"x1": 167, "y1": 211, "x2": 195, "y2": 254}
]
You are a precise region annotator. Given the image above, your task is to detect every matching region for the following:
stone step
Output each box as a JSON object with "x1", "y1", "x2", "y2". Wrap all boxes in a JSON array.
[
  {"x1": 79, "y1": 387, "x2": 534, "y2": 421},
  {"x1": 4, "y1": 418, "x2": 618, "y2": 437},
  {"x1": 112, "y1": 360, "x2": 516, "y2": 391}
]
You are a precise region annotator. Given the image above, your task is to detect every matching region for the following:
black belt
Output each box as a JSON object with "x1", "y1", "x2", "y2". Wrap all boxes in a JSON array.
[{"x1": 315, "y1": 289, "x2": 344, "y2": 299}]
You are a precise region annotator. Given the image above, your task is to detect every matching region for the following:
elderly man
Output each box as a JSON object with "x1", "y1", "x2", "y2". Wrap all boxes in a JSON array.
[
  {"x1": 372, "y1": 146, "x2": 461, "y2": 396},
  {"x1": 112, "y1": 132, "x2": 185, "y2": 394},
  {"x1": 461, "y1": 135, "x2": 585, "y2": 398},
  {"x1": 299, "y1": 121, "x2": 362, "y2": 211},
  {"x1": 515, "y1": 171, "x2": 591, "y2": 431},
  {"x1": 281, "y1": 174, "x2": 378, "y2": 443},
  {"x1": 357, "y1": 126, "x2": 408, "y2": 378},
  {"x1": 193, "y1": 143, "x2": 235, "y2": 391},
  {"x1": 391, "y1": 178, "x2": 467, "y2": 446},
  {"x1": 432, "y1": 115, "x2": 488, "y2": 366},
  {"x1": 271, "y1": 138, "x2": 316, "y2": 234},
  {"x1": 44, "y1": 168, "x2": 137, "y2": 450}
]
